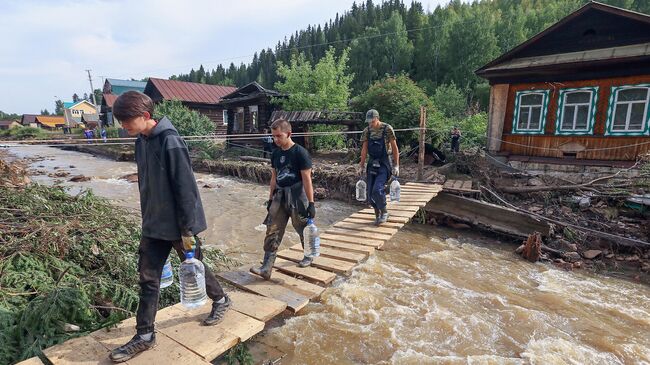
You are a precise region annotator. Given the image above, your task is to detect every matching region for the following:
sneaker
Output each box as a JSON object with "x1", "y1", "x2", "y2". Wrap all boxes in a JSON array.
[
  {"x1": 298, "y1": 256, "x2": 313, "y2": 267},
  {"x1": 377, "y1": 212, "x2": 389, "y2": 225},
  {"x1": 109, "y1": 334, "x2": 156, "y2": 363},
  {"x1": 203, "y1": 294, "x2": 232, "y2": 326}
]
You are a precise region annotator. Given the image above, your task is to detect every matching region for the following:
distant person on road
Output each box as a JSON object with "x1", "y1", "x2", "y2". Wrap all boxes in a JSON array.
[
  {"x1": 107, "y1": 91, "x2": 230, "y2": 363},
  {"x1": 83, "y1": 128, "x2": 92, "y2": 144},
  {"x1": 450, "y1": 126, "x2": 462, "y2": 153},
  {"x1": 100, "y1": 128, "x2": 107, "y2": 143},
  {"x1": 359, "y1": 109, "x2": 399, "y2": 225}
]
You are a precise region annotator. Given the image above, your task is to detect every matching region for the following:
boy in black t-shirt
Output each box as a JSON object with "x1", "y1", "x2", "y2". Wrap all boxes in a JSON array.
[{"x1": 251, "y1": 119, "x2": 316, "y2": 280}]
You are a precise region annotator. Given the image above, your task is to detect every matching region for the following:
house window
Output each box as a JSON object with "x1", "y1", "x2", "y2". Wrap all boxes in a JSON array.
[
  {"x1": 512, "y1": 90, "x2": 549, "y2": 134},
  {"x1": 556, "y1": 87, "x2": 598, "y2": 135},
  {"x1": 606, "y1": 85, "x2": 650, "y2": 136},
  {"x1": 249, "y1": 105, "x2": 258, "y2": 132},
  {"x1": 222, "y1": 110, "x2": 228, "y2": 126}
]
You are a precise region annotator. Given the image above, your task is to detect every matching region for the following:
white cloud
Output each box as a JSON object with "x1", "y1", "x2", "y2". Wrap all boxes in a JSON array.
[{"x1": 0, "y1": 0, "x2": 452, "y2": 114}]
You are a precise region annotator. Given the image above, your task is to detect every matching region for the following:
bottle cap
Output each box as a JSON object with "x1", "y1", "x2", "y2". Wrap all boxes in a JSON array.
[
  {"x1": 307, "y1": 218, "x2": 314, "y2": 225},
  {"x1": 185, "y1": 251, "x2": 194, "y2": 259}
]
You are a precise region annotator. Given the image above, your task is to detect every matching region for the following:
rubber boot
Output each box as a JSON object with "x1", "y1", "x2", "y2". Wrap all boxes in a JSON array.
[
  {"x1": 250, "y1": 251, "x2": 276, "y2": 280},
  {"x1": 373, "y1": 206, "x2": 381, "y2": 225},
  {"x1": 377, "y1": 208, "x2": 389, "y2": 225}
]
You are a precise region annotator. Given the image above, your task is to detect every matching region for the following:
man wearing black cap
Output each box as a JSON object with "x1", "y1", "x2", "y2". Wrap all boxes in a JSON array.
[{"x1": 358, "y1": 109, "x2": 399, "y2": 225}]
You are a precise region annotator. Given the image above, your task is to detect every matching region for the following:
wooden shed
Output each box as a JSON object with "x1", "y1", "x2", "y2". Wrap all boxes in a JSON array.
[
  {"x1": 144, "y1": 78, "x2": 237, "y2": 134},
  {"x1": 476, "y1": 1, "x2": 650, "y2": 165}
]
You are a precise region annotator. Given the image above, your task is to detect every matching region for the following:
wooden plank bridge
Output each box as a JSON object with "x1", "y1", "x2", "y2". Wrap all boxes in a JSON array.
[{"x1": 24, "y1": 182, "x2": 442, "y2": 365}]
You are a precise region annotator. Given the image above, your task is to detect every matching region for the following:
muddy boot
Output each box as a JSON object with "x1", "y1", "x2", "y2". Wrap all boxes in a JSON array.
[
  {"x1": 373, "y1": 206, "x2": 381, "y2": 225},
  {"x1": 250, "y1": 251, "x2": 276, "y2": 280},
  {"x1": 298, "y1": 256, "x2": 313, "y2": 267},
  {"x1": 377, "y1": 209, "x2": 389, "y2": 225}
]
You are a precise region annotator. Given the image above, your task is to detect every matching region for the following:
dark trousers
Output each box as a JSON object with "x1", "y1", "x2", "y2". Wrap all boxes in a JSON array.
[
  {"x1": 263, "y1": 144, "x2": 273, "y2": 159},
  {"x1": 135, "y1": 236, "x2": 225, "y2": 335},
  {"x1": 263, "y1": 191, "x2": 307, "y2": 254},
  {"x1": 451, "y1": 138, "x2": 460, "y2": 153},
  {"x1": 367, "y1": 165, "x2": 389, "y2": 212}
]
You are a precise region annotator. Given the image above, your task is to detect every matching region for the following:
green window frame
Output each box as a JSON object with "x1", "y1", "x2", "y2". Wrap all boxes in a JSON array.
[
  {"x1": 555, "y1": 86, "x2": 598, "y2": 135},
  {"x1": 512, "y1": 90, "x2": 550, "y2": 134},
  {"x1": 605, "y1": 84, "x2": 650, "y2": 136}
]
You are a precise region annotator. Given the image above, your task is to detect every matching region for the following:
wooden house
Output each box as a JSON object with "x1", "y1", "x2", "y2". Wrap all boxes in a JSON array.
[
  {"x1": 144, "y1": 78, "x2": 237, "y2": 134},
  {"x1": 35, "y1": 115, "x2": 66, "y2": 129},
  {"x1": 64, "y1": 100, "x2": 98, "y2": 129},
  {"x1": 476, "y1": 2, "x2": 650, "y2": 165},
  {"x1": 218, "y1": 82, "x2": 284, "y2": 142},
  {"x1": 0, "y1": 120, "x2": 21, "y2": 130},
  {"x1": 103, "y1": 78, "x2": 146, "y2": 95},
  {"x1": 21, "y1": 114, "x2": 38, "y2": 127}
]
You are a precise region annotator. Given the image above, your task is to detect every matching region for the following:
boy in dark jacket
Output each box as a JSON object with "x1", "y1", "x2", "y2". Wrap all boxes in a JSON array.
[{"x1": 108, "y1": 91, "x2": 230, "y2": 363}]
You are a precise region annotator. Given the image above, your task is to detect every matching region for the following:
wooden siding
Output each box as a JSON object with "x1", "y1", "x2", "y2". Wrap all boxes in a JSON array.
[{"x1": 499, "y1": 74, "x2": 650, "y2": 161}]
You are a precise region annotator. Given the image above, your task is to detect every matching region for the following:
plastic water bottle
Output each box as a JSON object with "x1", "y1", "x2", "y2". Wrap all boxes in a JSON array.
[
  {"x1": 160, "y1": 256, "x2": 173, "y2": 289},
  {"x1": 356, "y1": 179, "x2": 367, "y2": 201},
  {"x1": 390, "y1": 178, "x2": 401, "y2": 202},
  {"x1": 304, "y1": 219, "x2": 320, "y2": 258},
  {"x1": 179, "y1": 251, "x2": 207, "y2": 309}
]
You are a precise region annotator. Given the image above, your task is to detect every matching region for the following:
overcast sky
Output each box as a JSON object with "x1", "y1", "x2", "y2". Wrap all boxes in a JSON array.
[{"x1": 0, "y1": 0, "x2": 452, "y2": 114}]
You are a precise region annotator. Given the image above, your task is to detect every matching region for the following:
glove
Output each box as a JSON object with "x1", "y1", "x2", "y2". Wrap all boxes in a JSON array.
[
  {"x1": 392, "y1": 165, "x2": 400, "y2": 177},
  {"x1": 307, "y1": 202, "x2": 316, "y2": 219},
  {"x1": 182, "y1": 234, "x2": 197, "y2": 252}
]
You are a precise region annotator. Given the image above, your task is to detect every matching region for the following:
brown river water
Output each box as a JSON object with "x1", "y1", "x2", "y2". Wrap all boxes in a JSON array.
[{"x1": 6, "y1": 145, "x2": 650, "y2": 365}]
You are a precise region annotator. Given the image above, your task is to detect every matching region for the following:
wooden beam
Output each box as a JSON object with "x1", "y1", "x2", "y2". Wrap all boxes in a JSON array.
[
  {"x1": 350, "y1": 212, "x2": 410, "y2": 224},
  {"x1": 319, "y1": 239, "x2": 375, "y2": 255},
  {"x1": 320, "y1": 232, "x2": 385, "y2": 248},
  {"x1": 358, "y1": 208, "x2": 417, "y2": 218},
  {"x1": 223, "y1": 291, "x2": 287, "y2": 322},
  {"x1": 325, "y1": 227, "x2": 393, "y2": 241},
  {"x1": 218, "y1": 270, "x2": 311, "y2": 312},
  {"x1": 289, "y1": 243, "x2": 367, "y2": 263},
  {"x1": 343, "y1": 217, "x2": 404, "y2": 229},
  {"x1": 277, "y1": 249, "x2": 354, "y2": 275},
  {"x1": 273, "y1": 257, "x2": 336, "y2": 285}
]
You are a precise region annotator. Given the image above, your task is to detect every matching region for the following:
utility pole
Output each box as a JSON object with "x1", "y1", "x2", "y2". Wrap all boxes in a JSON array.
[
  {"x1": 417, "y1": 105, "x2": 426, "y2": 181},
  {"x1": 85, "y1": 69, "x2": 97, "y2": 105}
]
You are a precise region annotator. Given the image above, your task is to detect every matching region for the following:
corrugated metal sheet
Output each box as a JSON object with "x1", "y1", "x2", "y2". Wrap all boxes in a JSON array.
[
  {"x1": 147, "y1": 78, "x2": 237, "y2": 105},
  {"x1": 35, "y1": 116, "x2": 66, "y2": 128}
]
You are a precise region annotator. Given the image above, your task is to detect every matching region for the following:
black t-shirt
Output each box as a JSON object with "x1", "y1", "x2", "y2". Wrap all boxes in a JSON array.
[{"x1": 272, "y1": 144, "x2": 312, "y2": 187}]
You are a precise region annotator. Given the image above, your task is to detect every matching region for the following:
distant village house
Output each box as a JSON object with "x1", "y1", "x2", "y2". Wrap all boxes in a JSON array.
[
  {"x1": 101, "y1": 78, "x2": 147, "y2": 127},
  {"x1": 476, "y1": 2, "x2": 650, "y2": 166}
]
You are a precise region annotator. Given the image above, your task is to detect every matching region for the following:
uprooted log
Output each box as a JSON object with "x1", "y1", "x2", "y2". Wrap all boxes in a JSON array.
[{"x1": 521, "y1": 232, "x2": 542, "y2": 262}]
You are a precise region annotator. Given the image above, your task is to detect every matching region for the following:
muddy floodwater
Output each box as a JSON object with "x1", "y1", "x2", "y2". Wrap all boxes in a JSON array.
[{"x1": 7, "y1": 145, "x2": 650, "y2": 365}]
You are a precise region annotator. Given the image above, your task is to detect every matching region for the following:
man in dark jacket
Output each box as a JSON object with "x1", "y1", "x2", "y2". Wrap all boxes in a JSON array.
[{"x1": 108, "y1": 91, "x2": 230, "y2": 363}]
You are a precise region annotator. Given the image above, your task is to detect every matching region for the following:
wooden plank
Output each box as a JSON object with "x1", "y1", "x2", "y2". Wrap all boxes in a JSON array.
[
  {"x1": 334, "y1": 221, "x2": 398, "y2": 235},
  {"x1": 273, "y1": 257, "x2": 336, "y2": 285},
  {"x1": 320, "y1": 232, "x2": 384, "y2": 248},
  {"x1": 405, "y1": 182, "x2": 440, "y2": 188},
  {"x1": 257, "y1": 268, "x2": 324, "y2": 299},
  {"x1": 155, "y1": 305, "x2": 264, "y2": 360},
  {"x1": 359, "y1": 208, "x2": 417, "y2": 218},
  {"x1": 277, "y1": 249, "x2": 354, "y2": 275},
  {"x1": 382, "y1": 203, "x2": 424, "y2": 211},
  {"x1": 218, "y1": 270, "x2": 311, "y2": 312},
  {"x1": 225, "y1": 291, "x2": 286, "y2": 322},
  {"x1": 319, "y1": 239, "x2": 375, "y2": 254},
  {"x1": 462, "y1": 180, "x2": 473, "y2": 190},
  {"x1": 289, "y1": 243, "x2": 367, "y2": 263},
  {"x1": 14, "y1": 357, "x2": 43, "y2": 365},
  {"x1": 344, "y1": 217, "x2": 404, "y2": 229},
  {"x1": 43, "y1": 335, "x2": 114, "y2": 365},
  {"x1": 172, "y1": 290, "x2": 287, "y2": 322},
  {"x1": 350, "y1": 212, "x2": 409, "y2": 224},
  {"x1": 325, "y1": 227, "x2": 393, "y2": 241}
]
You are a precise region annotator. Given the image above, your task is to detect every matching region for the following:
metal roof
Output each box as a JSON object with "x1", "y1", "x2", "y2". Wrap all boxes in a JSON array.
[
  {"x1": 106, "y1": 78, "x2": 147, "y2": 89},
  {"x1": 35, "y1": 115, "x2": 66, "y2": 128},
  {"x1": 102, "y1": 93, "x2": 118, "y2": 107},
  {"x1": 145, "y1": 78, "x2": 237, "y2": 105},
  {"x1": 482, "y1": 42, "x2": 650, "y2": 72}
]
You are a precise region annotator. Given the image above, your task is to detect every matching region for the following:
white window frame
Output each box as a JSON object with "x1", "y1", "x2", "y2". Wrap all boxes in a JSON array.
[
  {"x1": 222, "y1": 110, "x2": 228, "y2": 126},
  {"x1": 249, "y1": 105, "x2": 259, "y2": 132},
  {"x1": 555, "y1": 87, "x2": 598, "y2": 135},
  {"x1": 605, "y1": 84, "x2": 650, "y2": 136},
  {"x1": 512, "y1": 90, "x2": 550, "y2": 134}
]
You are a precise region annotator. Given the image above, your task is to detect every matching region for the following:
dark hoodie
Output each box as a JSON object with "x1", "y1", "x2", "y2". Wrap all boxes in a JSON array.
[{"x1": 135, "y1": 117, "x2": 207, "y2": 241}]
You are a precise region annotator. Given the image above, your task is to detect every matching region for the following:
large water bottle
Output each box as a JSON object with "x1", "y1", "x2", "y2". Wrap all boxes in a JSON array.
[
  {"x1": 179, "y1": 251, "x2": 207, "y2": 309},
  {"x1": 304, "y1": 219, "x2": 320, "y2": 258},
  {"x1": 390, "y1": 178, "x2": 401, "y2": 202},
  {"x1": 356, "y1": 179, "x2": 367, "y2": 201},
  {"x1": 160, "y1": 255, "x2": 173, "y2": 289}
]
